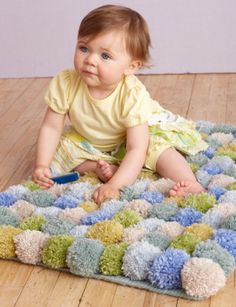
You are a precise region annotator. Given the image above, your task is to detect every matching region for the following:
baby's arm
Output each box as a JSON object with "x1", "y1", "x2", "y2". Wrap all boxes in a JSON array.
[
  {"x1": 33, "y1": 107, "x2": 65, "y2": 188},
  {"x1": 93, "y1": 122, "x2": 149, "y2": 204}
]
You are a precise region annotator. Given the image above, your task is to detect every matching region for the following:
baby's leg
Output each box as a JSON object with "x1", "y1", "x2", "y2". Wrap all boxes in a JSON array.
[
  {"x1": 73, "y1": 160, "x2": 118, "y2": 182},
  {"x1": 155, "y1": 147, "x2": 204, "y2": 196}
]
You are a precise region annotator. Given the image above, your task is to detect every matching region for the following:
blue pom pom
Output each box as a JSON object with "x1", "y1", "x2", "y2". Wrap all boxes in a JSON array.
[
  {"x1": 208, "y1": 185, "x2": 227, "y2": 200},
  {"x1": 140, "y1": 191, "x2": 164, "y2": 204},
  {"x1": 79, "y1": 209, "x2": 114, "y2": 225},
  {"x1": 202, "y1": 147, "x2": 215, "y2": 159},
  {"x1": 148, "y1": 248, "x2": 190, "y2": 289},
  {"x1": 233, "y1": 131, "x2": 236, "y2": 138},
  {"x1": 171, "y1": 208, "x2": 203, "y2": 227},
  {"x1": 53, "y1": 195, "x2": 78, "y2": 209},
  {"x1": 213, "y1": 229, "x2": 236, "y2": 262},
  {"x1": 202, "y1": 162, "x2": 222, "y2": 175},
  {"x1": 0, "y1": 192, "x2": 17, "y2": 207}
]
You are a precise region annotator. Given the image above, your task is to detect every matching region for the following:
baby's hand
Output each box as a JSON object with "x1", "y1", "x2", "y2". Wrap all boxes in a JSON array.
[
  {"x1": 32, "y1": 166, "x2": 54, "y2": 189},
  {"x1": 93, "y1": 183, "x2": 120, "y2": 205}
]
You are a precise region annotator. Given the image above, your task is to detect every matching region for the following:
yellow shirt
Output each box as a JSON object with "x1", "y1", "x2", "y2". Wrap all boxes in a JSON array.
[{"x1": 45, "y1": 69, "x2": 162, "y2": 151}]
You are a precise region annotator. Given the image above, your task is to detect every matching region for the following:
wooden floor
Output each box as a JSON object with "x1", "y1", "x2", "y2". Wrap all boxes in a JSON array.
[{"x1": 0, "y1": 74, "x2": 236, "y2": 307}]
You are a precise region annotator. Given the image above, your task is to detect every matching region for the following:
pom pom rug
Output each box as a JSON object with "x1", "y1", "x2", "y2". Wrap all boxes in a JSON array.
[{"x1": 1, "y1": 121, "x2": 236, "y2": 301}]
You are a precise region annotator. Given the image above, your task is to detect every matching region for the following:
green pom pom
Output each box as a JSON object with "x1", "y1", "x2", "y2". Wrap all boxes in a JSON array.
[
  {"x1": 87, "y1": 220, "x2": 123, "y2": 245},
  {"x1": 190, "y1": 163, "x2": 200, "y2": 173},
  {"x1": 184, "y1": 223, "x2": 213, "y2": 240},
  {"x1": 67, "y1": 238, "x2": 104, "y2": 276},
  {"x1": 149, "y1": 202, "x2": 178, "y2": 221},
  {"x1": 142, "y1": 231, "x2": 171, "y2": 250},
  {"x1": 42, "y1": 235, "x2": 75, "y2": 268},
  {"x1": 22, "y1": 180, "x2": 41, "y2": 191},
  {"x1": 19, "y1": 215, "x2": 46, "y2": 231},
  {"x1": 170, "y1": 233, "x2": 202, "y2": 254},
  {"x1": 222, "y1": 214, "x2": 236, "y2": 231},
  {"x1": 100, "y1": 243, "x2": 128, "y2": 275},
  {"x1": 113, "y1": 209, "x2": 142, "y2": 228},
  {"x1": 217, "y1": 143, "x2": 236, "y2": 161},
  {"x1": 24, "y1": 190, "x2": 57, "y2": 207},
  {"x1": 0, "y1": 207, "x2": 20, "y2": 227},
  {"x1": 228, "y1": 182, "x2": 236, "y2": 190},
  {"x1": 0, "y1": 226, "x2": 23, "y2": 258},
  {"x1": 180, "y1": 193, "x2": 216, "y2": 213}
]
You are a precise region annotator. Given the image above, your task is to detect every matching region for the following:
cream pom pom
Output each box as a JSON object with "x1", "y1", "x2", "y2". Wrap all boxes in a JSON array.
[
  {"x1": 181, "y1": 257, "x2": 226, "y2": 299},
  {"x1": 14, "y1": 230, "x2": 49, "y2": 264}
]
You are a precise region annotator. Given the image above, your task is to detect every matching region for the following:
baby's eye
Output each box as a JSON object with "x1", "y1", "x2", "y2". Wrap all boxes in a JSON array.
[
  {"x1": 101, "y1": 52, "x2": 111, "y2": 60},
  {"x1": 79, "y1": 46, "x2": 88, "y2": 53}
]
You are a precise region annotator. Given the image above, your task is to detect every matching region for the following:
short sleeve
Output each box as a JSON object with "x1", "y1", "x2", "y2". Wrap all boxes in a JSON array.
[
  {"x1": 121, "y1": 77, "x2": 154, "y2": 127},
  {"x1": 44, "y1": 70, "x2": 73, "y2": 114}
]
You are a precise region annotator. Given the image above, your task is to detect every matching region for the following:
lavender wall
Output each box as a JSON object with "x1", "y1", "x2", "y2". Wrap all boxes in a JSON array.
[{"x1": 0, "y1": 0, "x2": 235, "y2": 77}]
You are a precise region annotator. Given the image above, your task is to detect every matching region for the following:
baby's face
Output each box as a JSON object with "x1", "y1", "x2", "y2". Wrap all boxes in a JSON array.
[{"x1": 74, "y1": 30, "x2": 138, "y2": 97}]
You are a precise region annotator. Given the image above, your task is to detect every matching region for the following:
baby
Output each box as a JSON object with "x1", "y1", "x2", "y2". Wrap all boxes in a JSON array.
[{"x1": 32, "y1": 5, "x2": 208, "y2": 204}]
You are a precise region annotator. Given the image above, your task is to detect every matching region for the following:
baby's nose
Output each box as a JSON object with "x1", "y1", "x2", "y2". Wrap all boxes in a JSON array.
[{"x1": 85, "y1": 53, "x2": 97, "y2": 65}]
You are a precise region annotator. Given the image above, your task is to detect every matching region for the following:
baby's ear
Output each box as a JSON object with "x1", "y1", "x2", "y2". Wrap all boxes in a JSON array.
[{"x1": 125, "y1": 60, "x2": 142, "y2": 75}]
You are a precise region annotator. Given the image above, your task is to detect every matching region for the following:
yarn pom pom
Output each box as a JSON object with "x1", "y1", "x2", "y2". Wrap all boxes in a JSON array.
[
  {"x1": 208, "y1": 185, "x2": 227, "y2": 200},
  {"x1": 122, "y1": 241, "x2": 161, "y2": 280},
  {"x1": 213, "y1": 228, "x2": 236, "y2": 261},
  {"x1": 158, "y1": 221, "x2": 184, "y2": 239},
  {"x1": 0, "y1": 207, "x2": 20, "y2": 227},
  {"x1": 219, "y1": 191, "x2": 236, "y2": 204},
  {"x1": 42, "y1": 235, "x2": 75, "y2": 268},
  {"x1": 148, "y1": 178, "x2": 175, "y2": 195},
  {"x1": 222, "y1": 214, "x2": 236, "y2": 231},
  {"x1": 100, "y1": 243, "x2": 128, "y2": 275},
  {"x1": 209, "y1": 174, "x2": 235, "y2": 189},
  {"x1": 181, "y1": 257, "x2": 226, "y2": 299},
  {"x1": 23, "y1": 180, "x2": 41, "y2": 191},
  {"x1": 58, "y1": 207, "x2": 87, "y2": 223},
  {"x1": 87, "y1": 220, "x2": 123, "y2": 245},
  {"x1": 120, "y1": 179, "x2": 150, "y2": 201},
  {"x1": 139, "y1": 191, "x2": 164, "y2": 204},
  {"x1": 0, "y1": 226, "x2": 23, "y2": 258},
  {"x1": 142, "y1": 230, "x2": 171, "y2": 250},
  {"x1": 186, "y1": 153, "x2": 209, "y2": 167},
  {"x1": 217, "y1": 143, "x2": 236, "y2": 161},
  {"x1": 196, "y1": 120, "x2": 214, "y2": 134},
  {"x1": 0, "y1": 192, "x2": 17, "y2": 207},
  {"x1": 180, "y1": 193, "x2": 215, "y2": 213},
  {"x1": 183, "y1": 223, "x2": 213, "y2": 240},
  {"x1": 34, "y1": 206, "x2": 62, "y2": 218},
  {"x1": 228, "y1": 182, "x2": 236, "y2": 190},
  {"x1": 53, "y1": 195, "x2": 79, "y2": 209},
  {"x1": 42, "y1": 217, "x2": 76, "y2": 235},
  {"x1": 67, "y1": 238, "x2": 104, "y2": 276},
  {"x1": 149, "y1": 202, "x2": 178, "y2": 221},
  {"x1": 195, "y1": 170, "x2": 212, "y2": 188},
  {"x1": 9, "y1": 200, "x2": 36, "y2": 220},
  {"x1": 170, "y1": 233, "x2": 202, "y2": 254},
  {"x1": 113, "y1": 209, "x2": 142, "y2": 228},
  {"x1": 14, "y1": 230, "x2": 49, "y2": 264},
  {"x1": 70, "y1": 225, "x2": 90, "y2": 238},
  {"x1": 171, "y1": 208, "x2": 203, "y2": 227},
  {"x1": 5, "y1": 184, "x2": 29, "y2": 200},
  {"x1": 124, "y1": 199, "x2": 152, "y2": 218},
  {"x1": 80, "y1": 201, "x2": 99, "y2": 212},
  {"x1": 193, "y1": 240, "x2": 235, "y2": 276},
  {"x1": 148, "y1": 248, "x2": 190, "y2": 289},
  {"x1": 123, "y1": 225, "x2": 146, "y2": 244},
  {"x1": 19, "y1": 215, "x2": 46, "y2": 231},
  {"x1": 64, "y1": 182, "x2": 93, "y2": 201},
  {"x1": 24, "y1": 190, "x2": 56, "y2": 207},
  {"x1": 137, "y1": 218, "x2": 164, "y2": 232}
]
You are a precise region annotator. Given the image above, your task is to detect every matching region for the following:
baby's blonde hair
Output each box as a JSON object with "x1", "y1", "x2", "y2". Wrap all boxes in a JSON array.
[{"x1": 78, "y1": 5, "x2": 151, "y2": 67}]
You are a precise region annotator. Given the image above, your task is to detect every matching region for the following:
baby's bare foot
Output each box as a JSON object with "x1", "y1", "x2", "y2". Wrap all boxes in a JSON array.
[
  {"x1": 169, "y1": 180, "x2": 205, "y2": 197},
  {"x1": 95, "y1": 160, "x2": 118, "y2": 182}
]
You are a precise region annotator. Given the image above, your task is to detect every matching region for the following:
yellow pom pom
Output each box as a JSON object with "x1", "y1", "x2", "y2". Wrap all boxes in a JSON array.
[
  {"x1": 87, "y1": 220, "x2": 123, "y2": 245},
  {"x1": 0, "y1": 226, "x2": 23, "y2": 258}
]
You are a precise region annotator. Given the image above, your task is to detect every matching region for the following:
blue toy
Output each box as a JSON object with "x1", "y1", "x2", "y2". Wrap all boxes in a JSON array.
[{"x1": 52, "y1": 172, "x2": 80, "y2": 184}]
